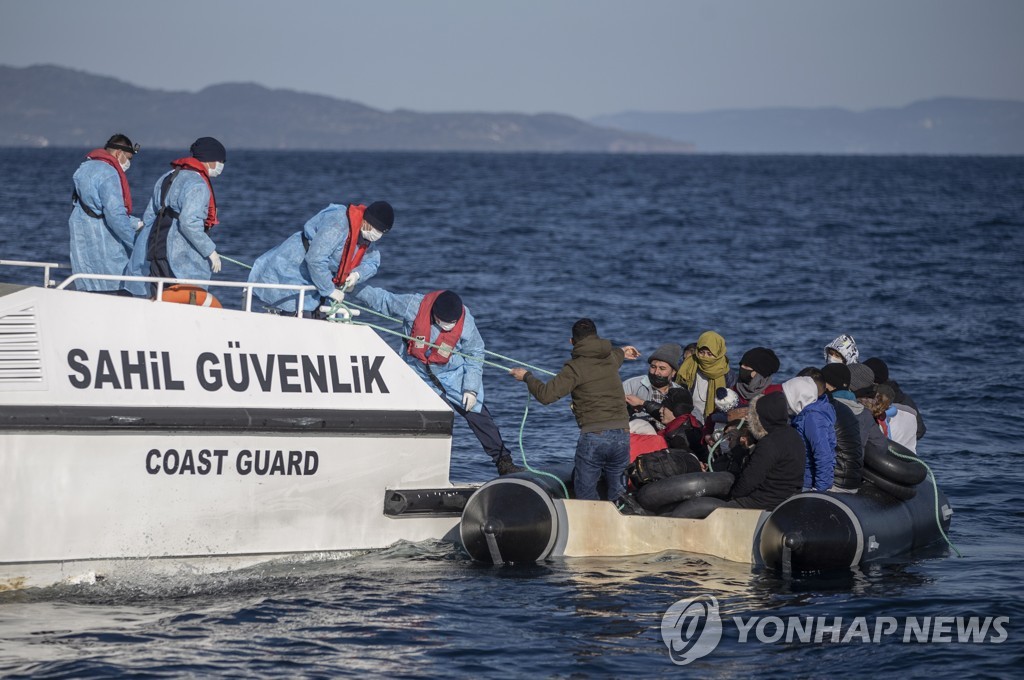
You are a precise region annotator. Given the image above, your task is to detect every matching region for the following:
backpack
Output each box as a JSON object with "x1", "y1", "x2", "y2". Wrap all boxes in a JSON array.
[{"x1": 628, "y1": 448, "x2": 703, "y2": 489}]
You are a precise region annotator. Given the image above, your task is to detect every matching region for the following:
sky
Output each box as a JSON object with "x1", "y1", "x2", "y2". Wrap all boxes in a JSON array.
[{"x1": 1, "y1": 0, "x2": 1022, "y2": 118}]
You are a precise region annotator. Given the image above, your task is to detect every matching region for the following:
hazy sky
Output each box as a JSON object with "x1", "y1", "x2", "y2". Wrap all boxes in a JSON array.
[{"x1": 1, "y1": 0, "x2": 1022, "y2": 118}]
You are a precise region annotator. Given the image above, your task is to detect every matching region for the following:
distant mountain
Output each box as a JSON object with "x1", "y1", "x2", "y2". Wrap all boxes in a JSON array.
[
  {"x1": 0, "y1": 64, "x2": 692, "y2": 153},
  {"x1": 593, "y1": 99, "x2": 1024, "y2": 154}
]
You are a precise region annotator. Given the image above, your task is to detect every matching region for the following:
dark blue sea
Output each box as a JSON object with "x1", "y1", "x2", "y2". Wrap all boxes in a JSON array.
[{"x1": 1, "y1": 150, "x2": 1022, "y2": 677}]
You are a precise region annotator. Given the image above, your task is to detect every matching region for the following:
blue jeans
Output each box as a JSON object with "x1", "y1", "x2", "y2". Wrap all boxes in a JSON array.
[{"x1": 573, "y1": 429, "x2": 629, "y2": 501}]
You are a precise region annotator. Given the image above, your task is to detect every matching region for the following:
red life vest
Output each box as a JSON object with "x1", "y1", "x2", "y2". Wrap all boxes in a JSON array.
[
  {"x1": 407, "y1": 291, "x2": 465, "y2": 365},
  {"x1": 169, "y1": 157, "x2": 219, "y2": 228},
  {"x1": 332, "y1": 204, "x2": 368, "y2": 286},
  {"x1": 85, "y1": 149, "x2": 133, "y2": 214}
]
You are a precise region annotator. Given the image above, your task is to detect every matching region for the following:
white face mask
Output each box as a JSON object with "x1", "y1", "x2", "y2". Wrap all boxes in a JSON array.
[
  {"x1": 120, "y1": 158, "x2": 131, "y2": 172},
  {"x1": 207, "y1": 161, "x2": 224, "y2": 178},
  {"x1": 827, "y1": 356, "x2": 844, "y2": 364},
  {"x1": 361, "y1": 224, "x2": 384, "y2": 242},
  {"x1": 436, "y1": 319, "x2": 458, "y2": 332}
]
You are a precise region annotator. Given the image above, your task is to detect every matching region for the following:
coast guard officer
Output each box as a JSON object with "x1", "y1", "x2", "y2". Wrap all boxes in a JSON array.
[
  {"x1": 125, "y1": 137, "x2": 227, "y2": 296},
  {"x1": 354, "y1": 284, "x2": 524, "y2": 476},
  {"x1": 69, "y1": 133, "x2": 143, "y2": 293}
]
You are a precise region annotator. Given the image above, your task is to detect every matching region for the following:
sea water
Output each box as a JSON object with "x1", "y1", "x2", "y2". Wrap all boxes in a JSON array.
[{"x1": 0, "y1": 150, "x2": 1022, "y2": 676}]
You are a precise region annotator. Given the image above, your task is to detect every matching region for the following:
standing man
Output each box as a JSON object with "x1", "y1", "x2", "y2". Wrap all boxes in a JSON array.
[
  {"x1": 248, "y1": 201, "x2": 394, "y2": 316},
  {"x1": 125, "y1": 137, "x2": 226, "y2": 296},
  {"x1": 354, "y1": 285, "x2": 524, "y2": 476},
  {"x1": 69, "y1": 133, "x2": 143, "y2": 293},
  {"x1": 509, "y1": 318, "x2": 640, "y2": 501}
]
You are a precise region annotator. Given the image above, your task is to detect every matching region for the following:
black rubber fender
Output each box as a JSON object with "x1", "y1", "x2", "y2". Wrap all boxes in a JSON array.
[
  {"x1": 861, "y1": 467, "x2": 917, "y2": 501},
  {"x1": 864, "y1": 441, "x2": 927, "y2": 486},
  {"x1": 637, "y1": 471, "x2": 735, "y2": 512}
]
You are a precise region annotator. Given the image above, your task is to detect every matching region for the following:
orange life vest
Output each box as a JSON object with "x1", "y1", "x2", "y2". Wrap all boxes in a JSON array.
[
  {"x1": 407, "y1": 291, "x2": 465, "y2": 365},
  {"x1": 332, "y1": 204, "x2": 368, "y2": 286}
]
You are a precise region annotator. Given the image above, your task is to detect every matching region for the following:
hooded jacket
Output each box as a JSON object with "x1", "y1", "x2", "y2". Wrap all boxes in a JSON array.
[
  {"x1": 783, "y1": 377, "x2": 837, "y2": 491},
  {"x1": 730, "y1": 392, "x2": 806, "y2": 509},
  {"x1": 524, "y1": 335, "x2": 628, "y2": 433}
]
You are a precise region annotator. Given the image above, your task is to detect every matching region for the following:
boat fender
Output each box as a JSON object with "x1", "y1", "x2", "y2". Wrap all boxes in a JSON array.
[
  {"x1": 864, "y1": 441, "x2": 926, "y2": 486},
  {"x1": 637, "y1": 471, "x2": 735, "y2": 512},
  {"x1": 861, "y1": 467, "x2": 917, "y2": 501},
  {"x1": 161, "y1": 284, "x2": 222, "y2": 308}
]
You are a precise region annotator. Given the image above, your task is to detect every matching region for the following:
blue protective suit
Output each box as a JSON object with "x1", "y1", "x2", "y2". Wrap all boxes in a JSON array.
[
  {"x1": 793, "y1": 394, "x2": 838, "y2": 491},
  {"x1": 124, "y1": 169, "x2": 218, "y2": 295},
  {"x1": 354, "y1": 285, "x2": 485, "y2": 412},
  {"x1": 248, "y1": 204, "x2": 381, "y2": 313},
  {"x1": 68, "y1": 159, "x2": 140, "y2": 291}
]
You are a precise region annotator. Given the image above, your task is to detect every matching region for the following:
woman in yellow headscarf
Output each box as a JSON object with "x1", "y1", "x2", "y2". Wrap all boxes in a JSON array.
[{"x1": 675, "y1": 331, "x2": 731, "y2": 421}]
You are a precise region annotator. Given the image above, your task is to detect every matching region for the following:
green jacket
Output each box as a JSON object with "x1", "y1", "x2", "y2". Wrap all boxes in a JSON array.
[{"x1": 524, "y1": 335, "x2": 629, "y2": 434}]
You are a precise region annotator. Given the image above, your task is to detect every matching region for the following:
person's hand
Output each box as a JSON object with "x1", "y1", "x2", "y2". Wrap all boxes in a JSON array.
[
  {"x1": 135, "y1": 219, "x2": 145, "y2": 232},
  {"x1": 209, "y1": 251, "x2": 222, "y2": 273},
  {"x1": 622, "y1": 345, "x2": 640, "y2": 360},
  {"x1": 328, "y1": 289, "x2": 346, "y2": 303},
  {"x1": 625, "y1": 394, "x2": 645, "y2": 407},
  {"x1": 462, "y1": 391, "x2": 477, "y2": 411},
  {"x1": 343, "y1": 271, "x2": 360, "y2": 292},
  {"x1": 509, "y1": 367, "x2": 528, "y2": 381}
]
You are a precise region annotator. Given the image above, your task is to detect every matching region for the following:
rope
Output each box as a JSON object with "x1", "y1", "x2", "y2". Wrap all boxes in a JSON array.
[
  {"x1": 220, "y1": 253, "x2": 557, "y2": 376},
  {"x1": 516, "y1": 391, "x2": 570, "y2": 498},
  {"x1": 705, "y1": 417, "x2": 745, "y2": 472},
  {"x1": 339, "y1": 299, "x2": 556, "y2": 376},
  {"x1": 887, "y1": 446, "x2": 963, "y2": 558},
  {"x1": 220, "y1": 255, "x2": 253, "y2": 270}
]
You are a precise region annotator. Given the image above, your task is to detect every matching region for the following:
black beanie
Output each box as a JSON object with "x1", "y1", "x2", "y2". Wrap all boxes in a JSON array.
[
  {"x1": 820, "y1": 363, "x2": 851, "y2": 390},
  {"x1": 190, "y1": 137, "x2": 227, "y2": 162},
  {"x1": 863, "y1": 357, "x2": 889, "y2": 384},
  {"x1": 431, "y1": 290, "x2": 463, "y2": 323},
  {"x1": 662, "y1": 387, "x2": 694, "y2": 417},
  {"x1": 648, "y1": 343, "x2": 684, "y2": 372},
  {"x1": 364, "y1": 201, "x2": 395, "y2": 232},
  {"x1": 740, "y1": 347, "x2": 780, "y2": 377}
]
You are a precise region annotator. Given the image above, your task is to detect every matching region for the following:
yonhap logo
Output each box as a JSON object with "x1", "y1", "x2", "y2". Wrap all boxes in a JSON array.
[
  {"x1": 660, "y1": 594, "x2": 1009, "y2": 664},
  {"x1": 661, "y1": 595, "x2": 723, "y2": 665}
]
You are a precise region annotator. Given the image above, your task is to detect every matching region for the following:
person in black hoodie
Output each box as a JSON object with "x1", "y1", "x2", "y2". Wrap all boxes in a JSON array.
[
  {"x1": 863, "y1": 357, "x2": 925, "y2": 440},
  {"x1": 669, "y1": 391, "x2": 805, "y2": 518}
]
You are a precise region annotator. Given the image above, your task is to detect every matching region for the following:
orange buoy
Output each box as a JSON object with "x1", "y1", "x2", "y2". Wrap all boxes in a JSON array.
[{"x1": 160, "y1": 284, "x2": 222, "y2": 308}]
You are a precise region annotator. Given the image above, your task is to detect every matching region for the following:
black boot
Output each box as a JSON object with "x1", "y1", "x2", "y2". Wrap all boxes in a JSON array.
[{"x1": 496, "y1": 456, "x2": 526, "y2": 476}]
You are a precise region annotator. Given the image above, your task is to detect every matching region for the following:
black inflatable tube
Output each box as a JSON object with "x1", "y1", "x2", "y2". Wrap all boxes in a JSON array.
[
  {"x1": 864, "y1": 441, "x2": 927, "y2": 486},
  {"x1": 759, "y1": 482, "x2": 952, "y2": 573},
  {"x1": 861, "y1": 467, "x2": 917, "y2": 501},
  {"x1": 637, "y1": 472, "x2": 735, "y2": 512}
]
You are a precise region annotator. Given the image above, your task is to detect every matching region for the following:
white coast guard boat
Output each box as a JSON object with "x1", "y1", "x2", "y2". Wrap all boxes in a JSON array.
[{"x1": 0, "y1": 261, "x2": 476, "y2": 591}]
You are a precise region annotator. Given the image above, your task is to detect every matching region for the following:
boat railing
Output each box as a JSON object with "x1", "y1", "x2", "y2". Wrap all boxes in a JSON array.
[
  {"x1": 57, "y1": 274, "x2": 317, "y2": 316},
  {"x1": 0, "y1": 259, "x2": 318, "y2": 317},
  {"x1": 0, "y1": 259, "x2": 70, "y2": 287}
]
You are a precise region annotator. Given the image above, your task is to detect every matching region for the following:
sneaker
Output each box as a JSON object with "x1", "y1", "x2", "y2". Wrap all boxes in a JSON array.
[{"x1": 496, "y1": 457, "x2": 526, "y2": 476}]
